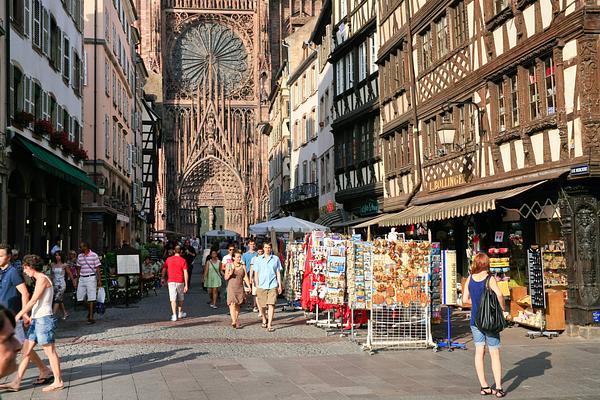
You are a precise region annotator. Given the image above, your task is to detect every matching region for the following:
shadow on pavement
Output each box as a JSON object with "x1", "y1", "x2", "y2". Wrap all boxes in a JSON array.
[
  {"x1": 64, "y1": 348, "x2": 207, "y2": 389},
  {"x1": 503, "y1": 351, "x2": 552, "y2": 393}
]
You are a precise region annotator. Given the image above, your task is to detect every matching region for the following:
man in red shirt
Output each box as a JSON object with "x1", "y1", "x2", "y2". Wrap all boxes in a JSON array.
[{"x1": 161, "y1": 246, "x2": 189, "y2": 321}]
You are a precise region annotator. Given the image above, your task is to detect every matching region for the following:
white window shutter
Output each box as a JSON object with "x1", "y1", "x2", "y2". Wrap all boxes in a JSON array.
[
  {"x1": 33, "y1": 0, "x2": 40, "y2": 47},
  {"x1": 83, "y1": 49, "x2": 88, "y2": 86},
  {"x1": 57, "y1": 30, "x2": 63, "y2": 74},
  {"x1": 9, "y1": 66, "x2": 15, "y2": 119},
  {"x1": 63, "y1": 36, "x2": 70, "y2": 82},
  {"x1": 24, "y1": 77, "x2": 32, "y2": 114},
  {"x1": 42, "y1": 8, "x2": 49, "y2": 55},
  {"x1": 56, "y1": 105, "x2": 63, "y2": 132},
  {"x1": 24, "y1": 0, "x2": 31, "y2": 37}
]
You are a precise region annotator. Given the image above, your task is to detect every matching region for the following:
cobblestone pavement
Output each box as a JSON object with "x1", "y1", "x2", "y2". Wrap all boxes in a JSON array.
[{"x1": 2, "y1": 270, "x2": 600, "y2": 399}]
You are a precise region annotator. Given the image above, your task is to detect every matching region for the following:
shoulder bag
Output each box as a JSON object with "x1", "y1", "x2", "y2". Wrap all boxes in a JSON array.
[{"x1": 475, "y1": 275, "x2": 508, "y2": 334}]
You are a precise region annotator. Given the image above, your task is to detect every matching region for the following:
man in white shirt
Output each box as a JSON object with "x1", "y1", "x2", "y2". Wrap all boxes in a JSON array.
[{"x1": 76, "y1": 242, "x2": 103, "y2": 324}]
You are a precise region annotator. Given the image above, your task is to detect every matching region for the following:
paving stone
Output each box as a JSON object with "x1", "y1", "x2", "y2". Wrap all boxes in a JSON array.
[{"x1": 1, "y1": 272, "x2": 598, "y2": 400}]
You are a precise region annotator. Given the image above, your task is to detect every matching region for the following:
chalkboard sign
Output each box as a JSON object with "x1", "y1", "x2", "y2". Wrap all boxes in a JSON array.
[
  {"x1": 527, "y1": 248, "x2": 546, "y2": 308},
  {"x1": 148, "y1": 246, "x2": 161, "y2": 261}
]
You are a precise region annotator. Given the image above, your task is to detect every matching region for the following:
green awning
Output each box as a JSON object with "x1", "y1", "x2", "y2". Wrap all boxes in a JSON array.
[{"x1": 14, "y1": 135, "x2": 97, "y2": 192}]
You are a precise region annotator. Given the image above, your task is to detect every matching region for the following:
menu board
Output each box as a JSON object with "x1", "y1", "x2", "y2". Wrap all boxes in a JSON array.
[
  {"x1": 441, "y1": 250, "x2": 458, "y2": 305},
  {"x1": 117, "y1": 254, "x2": 141, "y2": 275},
  {"x1": 527, "y1": 248, "x2": 546, "y2": 308},
  {"x1": 347, "y1": 242, "x2": 373, "y2": 309}
]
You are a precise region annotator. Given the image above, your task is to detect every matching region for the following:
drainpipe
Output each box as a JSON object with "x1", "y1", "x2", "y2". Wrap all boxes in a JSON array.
[
  {"x1": 93, "y1": 0, "x2": 98, "y2": 203},
  {"x1": 5, "y1": 1, "x2": 11, "y2": 131},
  {"x1": 404, "y1": 0, "x2": 422, "y2": 207}
]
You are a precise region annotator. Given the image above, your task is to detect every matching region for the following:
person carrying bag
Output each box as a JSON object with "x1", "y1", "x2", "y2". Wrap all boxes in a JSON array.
[{"x1": 463, "y1": 253, "x2": 508, "y2": 398}]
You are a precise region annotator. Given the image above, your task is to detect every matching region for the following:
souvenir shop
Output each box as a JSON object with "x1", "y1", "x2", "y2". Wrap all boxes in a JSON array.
[{"x1": 352, "y1": 180, "x2": 568, "y2": 335}]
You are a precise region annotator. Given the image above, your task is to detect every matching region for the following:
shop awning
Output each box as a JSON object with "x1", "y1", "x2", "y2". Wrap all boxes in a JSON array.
[
  {"x1": 314, "y1": 209, "x2": 345, "y2": 227},
  {"x1": 353, "y1": 213, "x2": 397, "y2": 228},
  {"x1": 374, "y1": 182, "x2": 546, "y2": 227},
  {"x1": 330, "y1": 215, "x2": 378, "y2": 229},
  {"x1": 13, "y1": 135, "x2": 97, "y2": 192}
]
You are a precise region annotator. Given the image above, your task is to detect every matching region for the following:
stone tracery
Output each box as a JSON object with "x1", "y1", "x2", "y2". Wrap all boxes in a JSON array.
[{"x1": 163, "y1": 6, "x2": 270, "y2": 236}]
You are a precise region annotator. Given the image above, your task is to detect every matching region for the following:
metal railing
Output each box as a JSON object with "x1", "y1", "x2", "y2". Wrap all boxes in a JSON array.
[{"x1": 281, "y1": 182, "x2": 318, "y2": 206}]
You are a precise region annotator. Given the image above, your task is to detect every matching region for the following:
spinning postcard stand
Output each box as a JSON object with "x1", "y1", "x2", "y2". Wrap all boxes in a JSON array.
[{"x1": 436, "y1": 250, "x2": 466, "y2": 351}]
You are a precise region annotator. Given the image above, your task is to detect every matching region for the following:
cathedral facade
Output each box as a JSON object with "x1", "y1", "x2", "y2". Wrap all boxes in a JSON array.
[{"x1": 160, "y1": 0, "x2": 273, "y2": 236}]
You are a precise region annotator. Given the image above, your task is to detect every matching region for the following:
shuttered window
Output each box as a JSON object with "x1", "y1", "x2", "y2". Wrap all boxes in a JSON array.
[
  {"x1": 42, "y1": 7, "x2": 49, "y2": 55},
  {"x1": 63, "y1": 36, "x2": 70, "y2": 82},
  {"x1": 32, "y1": 0, "x2": 41, "y2": 48}
]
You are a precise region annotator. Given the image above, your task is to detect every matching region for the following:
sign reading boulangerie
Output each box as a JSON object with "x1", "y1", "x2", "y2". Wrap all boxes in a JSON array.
[{"x1": 428, "y1": 174, "x2": 466, "y2": 191}]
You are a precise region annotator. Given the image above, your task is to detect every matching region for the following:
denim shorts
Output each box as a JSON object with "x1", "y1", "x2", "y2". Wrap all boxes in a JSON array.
[
  {"x1": 26, "y1": 315, "x2": 56, "y2": 345},
  {"x1": 471, "y1": 325, "x2": 501, "y2": 348}
]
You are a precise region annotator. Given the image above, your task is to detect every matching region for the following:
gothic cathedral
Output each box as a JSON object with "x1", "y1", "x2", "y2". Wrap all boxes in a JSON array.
[{"x1": 160, "y1": 0, "x2": 274, "y2": 236}]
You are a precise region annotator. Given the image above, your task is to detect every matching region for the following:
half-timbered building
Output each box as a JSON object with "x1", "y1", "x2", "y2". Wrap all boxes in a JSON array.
[
  {"x1": 330, "y1": 0, "x2": 384, "y2": 226},
  {"x1": 370, "y1": 0, "x2": 600, "y2": 327}
]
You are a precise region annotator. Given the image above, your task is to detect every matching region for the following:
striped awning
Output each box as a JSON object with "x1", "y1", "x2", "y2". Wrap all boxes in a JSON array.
[
  {"x1": 358, "y1": 182, "x2": 546, "y2": 228},
  {"x1": 314, "y1": 209, "x2": 345, "y2": 227}
]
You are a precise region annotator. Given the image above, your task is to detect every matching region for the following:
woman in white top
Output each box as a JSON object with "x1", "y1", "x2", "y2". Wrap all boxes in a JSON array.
[
  {"x1": 51, "y1": 251, "x2": 75, "y2": 320},
  {"x1": 14, "y1": 255, "x2": 64, "y2": 392}
]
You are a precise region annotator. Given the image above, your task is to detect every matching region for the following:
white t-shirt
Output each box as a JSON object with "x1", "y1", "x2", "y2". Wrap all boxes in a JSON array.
[{"x1": 221, "y1": 254, "x2": 233, "y2": 267}]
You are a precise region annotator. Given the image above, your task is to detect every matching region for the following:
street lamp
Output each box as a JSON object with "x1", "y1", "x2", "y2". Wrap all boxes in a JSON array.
[{"x1": 437, "y1": 120, "x2": 456, "y2": 146}]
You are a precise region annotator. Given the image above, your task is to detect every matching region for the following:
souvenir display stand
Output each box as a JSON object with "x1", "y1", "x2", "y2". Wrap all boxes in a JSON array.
[
  {"x1": 429, "y1": 243, "x2": 442, "y2": 323},
  {"x1": 346, "y1": 241, "x2": 373, "y2": 339},
  {"x1": 284, "y1": 242, "x2": 306, "y2": 309},
  {"x1": 300, "y1": 233, "x2": 348, "y2": 330},
  {"x1": 282, "y1": 233, "x2": 435, "y2": 349},
  {"x1": 366, "y1": 240, "x2": 433, "y2": 350}
]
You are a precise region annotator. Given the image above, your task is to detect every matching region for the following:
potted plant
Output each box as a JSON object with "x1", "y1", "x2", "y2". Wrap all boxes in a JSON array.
[
  {"x1": 62, "y1": 140, "x2": 79, "y2": 157},
  {"x1": 73, "y1": 147, "x2": 89, "y2": 162},
  {"x1": 50, "y1": 131, "x2": 68, "y2": 148},
  {"x1": 12, "y1": 111, "x2": 34, "y2": 130},
  {"x1": 33, "y1": 120, "x2": 54, "y2": 138}
]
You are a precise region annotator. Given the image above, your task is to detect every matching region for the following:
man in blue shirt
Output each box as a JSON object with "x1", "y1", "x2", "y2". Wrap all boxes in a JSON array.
[
  {"x1": 241, "y1": 240, "x2": 257, "y2": 310},
  {"x1": 0, "y1": 246, "x2": 51, "y2": 390},
  {"x1": 253, "y1": 242, "x2": 282, "y2": 332}
]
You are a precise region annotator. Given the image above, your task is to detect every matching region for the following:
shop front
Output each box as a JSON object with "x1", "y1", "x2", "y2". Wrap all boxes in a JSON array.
[
  {"x1": 7, "y1": 134, "x2": 96, "y2": 255},
  {"x1": 356, "y1": 179, "x2": 577, "y2": 333}
]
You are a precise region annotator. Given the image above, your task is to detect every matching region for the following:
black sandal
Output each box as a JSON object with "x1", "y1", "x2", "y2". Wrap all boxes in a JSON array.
[
  {"x1": 494, "y1": 388, "x2": 506, "y2": 398},
  {"x1": 480, "y1": 386, "x2": 493, "y2": 396}
]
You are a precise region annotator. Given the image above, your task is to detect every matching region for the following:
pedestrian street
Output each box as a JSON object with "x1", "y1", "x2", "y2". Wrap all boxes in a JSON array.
[{"x1": 0, "y1": 270, "x2": 598, "y2": 400}]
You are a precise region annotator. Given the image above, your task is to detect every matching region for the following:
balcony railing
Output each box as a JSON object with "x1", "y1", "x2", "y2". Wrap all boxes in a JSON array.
[{"x1": 281, "y1": 182, "x2": 318, "y2": 206}]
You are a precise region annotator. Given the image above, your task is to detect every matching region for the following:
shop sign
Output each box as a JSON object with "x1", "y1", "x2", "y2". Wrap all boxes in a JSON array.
[
  {"x1": 355, "y1": 199, "x2": 379, "y2": 217},
  {"x1": 494, "y1": 231, "x2": 504, "y2": 243},
  {"x1": 592, "y1": 311, "x2": 600, "y2": 323},
  {"x1": 428, "y1": 174, "x2": 466, "y2": 191},
  {"x1": 442, "y1": 250, "x2": 458, "y2": 305},
  {"x1": 570, "y1": 164, "x2": 589, "y2": 177}
]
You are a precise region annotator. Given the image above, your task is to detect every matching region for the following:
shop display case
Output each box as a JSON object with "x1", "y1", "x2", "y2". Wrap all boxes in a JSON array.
[{"x1": 542, "y1": 240, "x2": 567, "y2": 288}]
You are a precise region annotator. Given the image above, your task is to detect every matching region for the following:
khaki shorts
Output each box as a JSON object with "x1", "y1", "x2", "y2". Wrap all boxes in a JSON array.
[
  {"x1": 256, "y1": 288, "x2": 277, "y2": 305},
  {"x1": 77, "y1": 275, "x2": 97, "y2": 302},
  {"x1": 168, "y1": 282, "x2": 185, "y2": 302}
]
